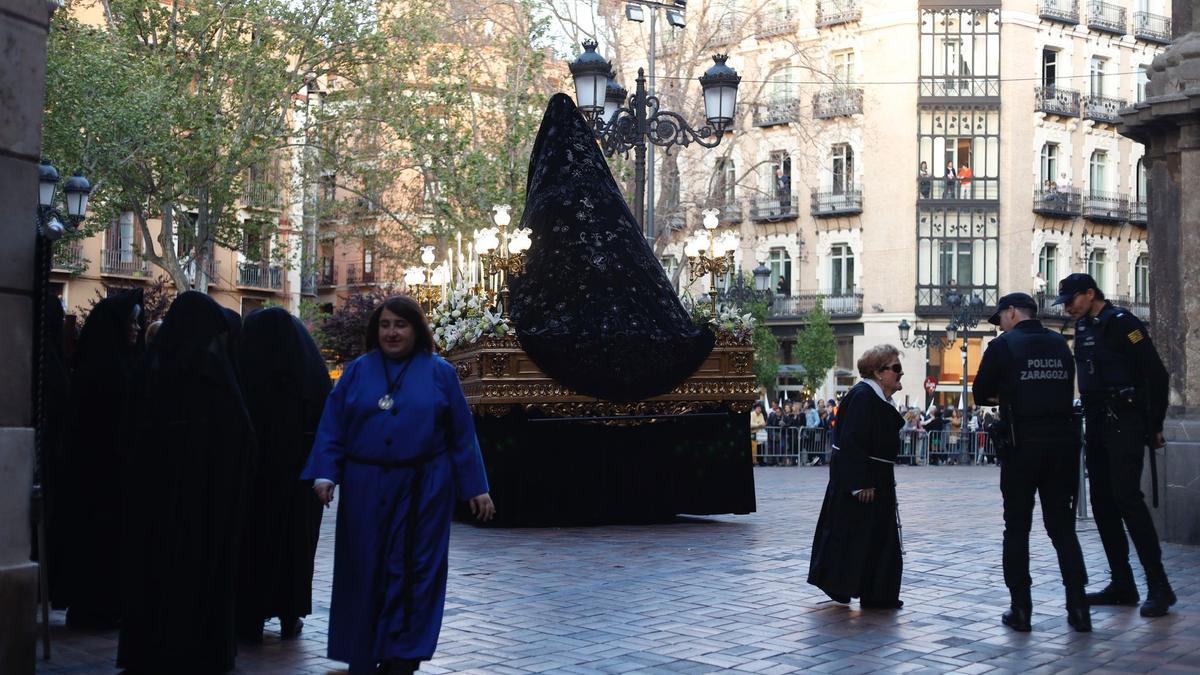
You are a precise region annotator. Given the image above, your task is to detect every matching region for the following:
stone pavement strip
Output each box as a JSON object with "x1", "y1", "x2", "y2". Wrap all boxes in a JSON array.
[{"x1": 36, "y1": 467, "x2": 1200, "y2": 674}]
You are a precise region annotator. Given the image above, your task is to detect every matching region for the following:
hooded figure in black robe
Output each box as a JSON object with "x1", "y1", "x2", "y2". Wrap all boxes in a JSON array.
[
  {"x1": 807, "y1": 379, "x2": 906, "y2": 607},
  {"x1": 508, "y1": 93, "x2": 714, "y2": 402},
  {"x1": 59, "y1": 288, "x2": 143, "y2": 628},
  {"x1": 36, "y1": 294, "x2": 72, "y2": 608},
  {"x1": 118, "y1": 291, "x2": 256, "y2": 673},
  {"x1": 235, "y1": 307, "x2": 331, "y2": 642}
]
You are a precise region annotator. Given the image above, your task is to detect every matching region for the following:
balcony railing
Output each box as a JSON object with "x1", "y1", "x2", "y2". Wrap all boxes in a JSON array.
[
  {"x1": 919, "y1": 76, "x2": 1000, "y2": 98},
  {"x1": 243, "y1": 182, "x2": 283, "y2": 210},
  {"x1": 918, "y1": 177, "x2": 1001, "y2": 201},
  {"x1": 101, "y1": 248, "x2": 149, "y2": 277},
  {"x1": 237, "y1": 262, "x2": 284, "y2": 290},
  {"x1": 1035, "y1": 86, "x2": 1081, "y2": 117},
  {"x1": 750, "y1": 196, "x2": 800, "y2": 222},
  {"x1": 1111, "y1": 295, "x2": 1151, "y2": 321},
  {"x1": 1034, "y1": 290, "x2": 1070, "y2": 320},
  {"x1": 768, "y1": 291, "x2": 863, "y2": 319},
  {"x1": 1039, "y1": 0, "x2": 1079, "y2": 24},
  {"x1": 755, "y1": 9, "x2": 798, "y2": 38},
  {"x1": 915, "y1": 286, "x2": 1000, "y2": 317},
  {"x1": 1083, "y1": 95, "x2": 1127, "y2": 124},
  {"x1": 662, "y1": 213, "x2": 686, "y2": 231},
  {"x1": 1082, "y1": 191, "x2": 1130, "y2": 223},
  {"x1": 816, "y1": 0, "x2": 861, "y2": 28},
  {"x1": 708, "y1": 18, "x2": 737, "y2": 48},
  {"x1": 754, "y1": 97, "x2": 803, "y2": 127},
  {"x1": 813, "y1": 87, "x2": 863, "y2": 119},
  {"x1": 1130, "y1": 199, "x2": 1147, "y2": 224},
  {"x1": 1033, "y1": 187, "x2": 1083, "y2": 217},
  {"x1": 183, "y1": 257, "x2": 220, "y2": 286},
  {"x1": 1133, "y1": 11, "x2": 1171, "y2": 44},
  {"x1": 810, "y1": 188, "x2": 863, "y2": 217},
  {"x1": 52, "y1": 240, "x2": 86, "y2": 273},
  {"x1": 1087, "y1": 0, "x2": 1126, "y2": 35},
  {"x1": 300, "y1": 272, "x2": 317, "y2": 296},
  {"x1": 720, "y1": 201, "x2": 743, "y2": 224},
  {"x1": 318, "y1": 268, "x2": 336, "y2": 288}
]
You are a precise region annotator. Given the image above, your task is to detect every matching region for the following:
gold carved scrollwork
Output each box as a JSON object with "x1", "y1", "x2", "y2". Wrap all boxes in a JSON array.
[
  {"x1": 728, "y1": 351, "x2": 752, "y2": 374},
  {"x1": 455, "y1": 360, "x2": 472, "y2": 380},
  {"x1": 489, "y1": 353, "x2": 510, "y2": 378}
]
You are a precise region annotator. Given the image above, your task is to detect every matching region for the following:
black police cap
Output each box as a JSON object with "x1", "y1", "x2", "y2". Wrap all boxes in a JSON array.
[
  {"x1": 1052, "y1": 273, "x2": 1099, "y2": 305},
  {"x1": 988, "y1": 292, "x2": 1040, "y2": 325}
]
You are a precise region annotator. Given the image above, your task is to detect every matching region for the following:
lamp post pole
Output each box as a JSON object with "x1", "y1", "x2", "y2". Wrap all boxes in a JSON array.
[{"x1": 897, "y1": 289, "x2": 987, "y2": 410}]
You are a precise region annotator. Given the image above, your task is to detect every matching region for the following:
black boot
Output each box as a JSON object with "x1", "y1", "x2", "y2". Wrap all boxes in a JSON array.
[
  {"x1": 1066, "y1": 587, "x2": 1092, "y2": 632},
  {"x1": 1002, "y1": 606, "x2": 1032, "y2": 632},
  {"x1": 1140, "y1": 581, "x2": 1177, "y2": 617},
  {"x1": 280, "y1": 616, "x2": 304, "y2": 639},
  {"x1": 1085, "y1": 579, "x2": 1140, "y2": 606}
]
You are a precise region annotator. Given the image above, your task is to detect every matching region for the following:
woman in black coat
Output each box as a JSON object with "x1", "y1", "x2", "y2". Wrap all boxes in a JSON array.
[
  {"x1": 235, "y1": 307, "x2": 331, "y2": 642},
  {"x1": 808, "y1": 344, "x2": 906, "y2": 609}
]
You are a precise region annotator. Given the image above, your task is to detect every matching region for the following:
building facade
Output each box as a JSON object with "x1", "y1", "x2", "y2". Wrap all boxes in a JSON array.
[{"x1": 622, "y1": 0, "x2": 1167, "y2": 406}]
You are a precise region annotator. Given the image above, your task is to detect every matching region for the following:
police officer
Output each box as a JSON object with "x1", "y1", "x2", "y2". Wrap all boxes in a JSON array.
[
  {"x1": 974, "y1": 293, "x2": 1090, "y2": 632},
  {"x1": 1054, "y1": 273, "x2": 1175, "y2": 617}
]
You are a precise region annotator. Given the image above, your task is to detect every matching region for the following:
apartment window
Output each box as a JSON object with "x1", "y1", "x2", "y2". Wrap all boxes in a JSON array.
[
  {"x1": 769, "y1": 247, "x2": 792, "y2": 294},
  {"x1": 831, "y1": 144, "x2": 854, "y2": 194},
  {"x1": 832, "y1": 50, "x2": 856, "y2": 84},
  {"x1": 830, "y1": 243, "x2": 855, "y2": 294},
  {"x1": 1089, "y1": 150, "x2": 1108, "y2": 195},
  {"x1": 1038, "y1": 243, "x2": 1058, "y2": 286},
  {"x1": 714, "y1": 158, "x2": 736, "y2": 204},
  {"x1": 107, "y1": 211, "x2": 138, "y2": 264},
  {"x1": 363, "y1": 246, "x2": 374, "y2": 274},
  {"x1": 917, "y1": 106, "x2": 1000, "y2": 200},
  {"x1": 1042, "y1": 49, "x2": 1058, "y2": 88},
  {"x1": 770, "y1": 151, "x2": 792, "y2": 200},
  {"x1": 661, "y1": 255, "x2": 678, "y2": 279},
  {"x1": 917, "y1": 207, "x2": 998, "y2": 307},
  {"x1": 767, "y1": 64, "x2": 799, "y2": 102},
  {"x1": 938, "y1": 240, "x2": 975, "y2": 288},
  {"x1": 1134, "y1": 253, "x2": 1149, "y2": 303},
  {"x1": 1039, "y1": 143, "x2": 1058, "y2": 186},
  {"x1": 1090, "y1": 57, "x2": 1106, "y2": 97},
  {"x1": 320, "y1": 173, "x2": 337, "y2": 203},
  {"x1": 1137, "y1": 65, "x2": 1149, "y2": 103},
  {"x1": 1137, "y1": 159, "x2": 1147, "y2": 202},
  {"x1": 919, "y1": 8, "x2": 1001, "y2": 97},
  {"x1": 1087, "y1": 249, "x2": 1108, "y2": 291}
]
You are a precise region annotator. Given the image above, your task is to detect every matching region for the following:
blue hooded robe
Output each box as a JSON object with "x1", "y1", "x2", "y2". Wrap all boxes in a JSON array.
[{"x1": 301, "y1": 349, "x2": 489, "y2": 672}]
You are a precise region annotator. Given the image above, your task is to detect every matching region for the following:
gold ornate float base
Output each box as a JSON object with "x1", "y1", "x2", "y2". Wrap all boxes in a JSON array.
[{"x1": 444, "y1": 335, "x2": 758, "y2": 422}]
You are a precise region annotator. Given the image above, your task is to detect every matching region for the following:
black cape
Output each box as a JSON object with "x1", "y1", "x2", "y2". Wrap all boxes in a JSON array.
[
  {"x1": 508, "y1": 93, "x2": 715, "y2": 402},
  {"x1": 118, "y1": 291, "x2": 256, "y2": 673},
  {"x1": 36, "y1": 294, "x2": 72, "y2": 608},
  {"x1": 807, "y1": 381, "x2": 905, "y2": 603},
  {"x1": 235, "y1": 307, "x2": 331, "y2": 634},
  {"x1": 59, "y1": 287, "x2": 143, "y2": 626}
]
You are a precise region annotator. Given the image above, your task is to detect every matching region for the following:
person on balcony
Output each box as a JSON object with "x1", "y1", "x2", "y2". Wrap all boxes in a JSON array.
[
  {"x1": 958, "y1": 163, "x2": 974, "y2": 199},
  {"x1": 808, "y1": 344, "x2": 906, "y2": 609},
  {"x1": 942, "y1": 161, "x2": 957, "y2": 198},
  {"x1": 918, "y1": 161, "x2": 932, "y2": 198}
]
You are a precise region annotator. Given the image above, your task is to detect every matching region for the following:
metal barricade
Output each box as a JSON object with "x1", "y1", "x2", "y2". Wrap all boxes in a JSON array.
[
  {"x1": 756, "y1": 426, "x2": 832, "y2": 466},
  {"x1": 754, "y1": 426, "x2": 994, "y2": 467}
]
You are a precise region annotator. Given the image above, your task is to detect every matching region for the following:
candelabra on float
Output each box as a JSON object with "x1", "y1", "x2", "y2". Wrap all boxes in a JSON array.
[
  {"x1": 405, "y1": 245, "x2": 449, "y2": 314},
  {"x1": 474, "y1": 205, "x2": 531, "y2": 319},
  {"x1": 684, "y1": 209, "x2": 740, "y2": 315}
]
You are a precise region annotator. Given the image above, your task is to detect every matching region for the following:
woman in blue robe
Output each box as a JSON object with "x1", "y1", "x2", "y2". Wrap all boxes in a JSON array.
[{"x1": 303, "y1": 294, "x2": 494, "y2": 675}]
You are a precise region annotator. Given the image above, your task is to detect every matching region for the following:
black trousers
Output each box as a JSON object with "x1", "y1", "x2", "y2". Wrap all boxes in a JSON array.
[
  {"x1": 1001, "y1": 435, "x2": 1088, "y2": 601},
  {"x1": 1085, "y1": 411, "x2": 1166, "y2": 585}
]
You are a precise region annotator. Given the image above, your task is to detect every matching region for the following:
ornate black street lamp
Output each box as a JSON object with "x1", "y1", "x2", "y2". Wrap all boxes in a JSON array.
[
  {"x1": 569, "y1": 41, "x2": 741, "y2": 240},
  {"x1": 898, "y1": 289, "x2": 988, "y2": 410}
]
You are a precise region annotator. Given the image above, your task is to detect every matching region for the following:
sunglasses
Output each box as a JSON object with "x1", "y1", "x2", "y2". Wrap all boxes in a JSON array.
[{"x1": 882, "y1": 363, "x2": 903, "y2": 375}]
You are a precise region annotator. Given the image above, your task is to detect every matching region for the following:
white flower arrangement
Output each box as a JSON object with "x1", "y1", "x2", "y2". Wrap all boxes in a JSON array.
[
  {"x1": 685, "y1": 295, "x2": 756, "y2": 343},
  {"x1": 430, "y1": 283, "x2": 511, "y2": 352}
]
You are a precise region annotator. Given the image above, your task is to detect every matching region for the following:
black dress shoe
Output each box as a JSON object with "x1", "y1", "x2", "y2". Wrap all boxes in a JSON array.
[
  {"x1": 1066, "y1": 606, "x2": 1092, "y2": 632},
  {"x1": 1140, "y1": 583, "x2": 1177, "y2": 617},
  {"x1": 1002, "y1": 606, "x2": 1032, "y2": 632},
  {"x1": 1085, "y1": 581, "x2": 1140, "y2": 606},
  {"x1": 280, "y1": 616, "x2": 304, "y2": 639},
  {"x1": 860, "y1": 599, "x2": 904, "y2": 609}
]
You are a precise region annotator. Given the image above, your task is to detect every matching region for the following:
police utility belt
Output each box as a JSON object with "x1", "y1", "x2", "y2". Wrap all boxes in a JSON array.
[{"x1": 1082, "y1": 386, "x2": 1145, "y2": 415}]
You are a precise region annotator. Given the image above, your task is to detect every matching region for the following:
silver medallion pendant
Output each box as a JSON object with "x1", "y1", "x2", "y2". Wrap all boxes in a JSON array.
[{"x1": 378, "y1": 394, "x2": 394, "y2": 411}]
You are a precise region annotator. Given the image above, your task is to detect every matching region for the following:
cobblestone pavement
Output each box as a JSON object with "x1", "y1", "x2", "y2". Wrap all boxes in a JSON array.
[{"x1": 37, "y1": 466, "x2": 1199, "y2": 674}]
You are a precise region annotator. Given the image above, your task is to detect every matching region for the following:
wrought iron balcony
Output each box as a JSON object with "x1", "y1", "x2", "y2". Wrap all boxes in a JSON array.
[
  {"x1": 1039, "y1": 0, "x2": 1079, "y2": 24},
  {"x1": 719, "y1": 200, "x2": 743, "y2": 224},
  {"x1": 1082, "y1": 191, "x2": 1129, "y2": 223},
  {"x1": 52, "y1": 240, "x2": 86, "y2": 273},
  {"x1": 1033, "y1": 187, "x2": 1082, "y2": 218},
  {"x1": 1087, "y1": 0, "x2": 1126, "y2": 35},
  {"x1": 919, "y1": 177, "x2": 1001, "y2": 202},
  {"x1": 755, "y1": 9, "x2": 798, "y2": 38},
  {"x1": 919, "y1": 75, "x2": 1000, "y2": 98},
  {"x1": 662, "y1": 212, "x2": 686, "y2": 231},
  {"x1": 915, "y1": 285, "x2": 999, "y2": 317},
  {"x1": 750, "y1": 195, "x2": 800, "y2": 222},
  {"x1": 1033, "y1": 290, "x2": 1071, "y2": 320},
  {"x1": 1035, "y1": 86, "x2": 1081, "y2": 117},
  {"x1": 237, "y1": 262, "x2": 284, "y2": 290},
  {"x1": 1111, "y1": 295, "x2": 1150, "y2": 321},
  {"x1": 810, "y1": 188, "x2": 863, "y2": 217},
  {"x1": 813, "y1": 86, "x2": 863, "y2": 119},
  {"x1": 1133, "y1": 11, "x2": 1171, "y2": 44},
  {"x1": 318, "y1": 268, "x2": 336, "y2": 288},
  {"x1": 1130, "y1": 199, "x2": 1147, "y2": 225},
  {"x1": 300, "y1": 271, "x2": 317, "y2": 296},
  {"x1": 753, "y1": 97, "x2": 803, "y2": 127},
  {"x1": 243, "y1": 181, "x2": 283, "y2": 210},
  {"x1": 816, "y1": 0, "x2": 861, "y2": 28},
  {"x1": 708, "y1": 18, "x2": 737, "y2": 48},
  {"x1": 1083, "y1": 95, "x2": 1127, "y2": 125},
  {"x1": 183, "y1": 257, "x2": 220, "y2": 286},
  {"x1": 100, "y1": 248, "x2": 149, "y2": 277},
  {"x1": 768, "y1": 291, "x2": 863, "y2": 319}
]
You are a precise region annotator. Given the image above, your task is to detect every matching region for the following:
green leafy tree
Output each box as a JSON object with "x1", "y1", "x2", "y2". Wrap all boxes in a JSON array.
[
  {"x1": 748, "y1": 296, "x2": 780, "y2": 396},
  {"x1": 794, "y1": 298, "x2": 836, "y2": 396}
]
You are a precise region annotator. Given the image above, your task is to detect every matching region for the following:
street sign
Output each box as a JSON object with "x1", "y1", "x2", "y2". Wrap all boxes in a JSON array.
[{"x1": 924, "y1": 376, "x2": 937, "y2": 393}]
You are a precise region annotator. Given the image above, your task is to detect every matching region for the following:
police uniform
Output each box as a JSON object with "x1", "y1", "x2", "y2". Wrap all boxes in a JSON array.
[
  {"x1": 1056, "y1": 273, "x2": 1174, "y2": 616},
  {"x1": 974, "y1": 293, "x2": 1090, "y2": 632}
]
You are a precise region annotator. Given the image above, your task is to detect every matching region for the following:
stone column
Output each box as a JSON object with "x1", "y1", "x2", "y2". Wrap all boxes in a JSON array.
[
  {"x1": 1118, "y1": 0, "x2": 1200, "y2": 545},
  {"x1": 0, "y1": 1, "x2": 54, "y2": 672}
]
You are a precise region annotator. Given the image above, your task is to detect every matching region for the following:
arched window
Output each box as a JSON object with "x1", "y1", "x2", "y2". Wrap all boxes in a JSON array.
[
  {"x1": 1040, "y1": 143, "x2": 1058, "y2": 186},
  {"x1": 1087, "y1": 248, "x2": 1108, "y2": 292},
  {"x1": 1089, "y1": 150, "x2": 1108, "y2": 196},
  {"x1": 1135, "y1": 253, "x2": 1149, "y2": 303},
  {"x1": 1038, "y1": 243, "x2": 1058, "y2": 288},
  {"x1": 1136, "y1": 158, "x2": 1147, "y2": 202}
]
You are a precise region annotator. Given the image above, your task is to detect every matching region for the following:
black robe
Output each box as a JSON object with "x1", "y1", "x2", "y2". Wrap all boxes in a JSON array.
[
  {"x1": 807, "y1": 380, "x2": 905, "y2": 603},
  {"x1": 59, "y1": 288, "x2": 144, "y2": 626},
  {"x1": 235, "y1": 307, "x2": 330, "y2": 635},
  {"x1": 118, "y1": 291, "x2": 256, "y2": 673},
  {"x1": 508, "y1": 93, "x2": 714, "y2": 402},
  {"x1": 36, "y1": 295, "x2": 72, "y2": 608}
]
